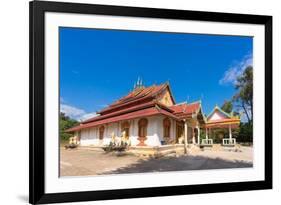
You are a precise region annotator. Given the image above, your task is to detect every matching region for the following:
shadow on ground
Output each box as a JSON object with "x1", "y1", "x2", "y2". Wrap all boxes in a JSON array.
[{"x1": 100, "y1": 155, "x2": 253, "y2": 175}]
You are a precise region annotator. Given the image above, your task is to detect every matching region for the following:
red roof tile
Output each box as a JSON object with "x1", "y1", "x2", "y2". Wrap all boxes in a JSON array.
[
  {"x1": 83, "y1": 100, "x2": 174, "y2": 124},
  {"x1": 98, "y1": 83, "x2": 169, "y2": 114},
  {"x1": 170, "y1": 101, "x2": 201, "y2": 115},
  {"x1": 82, "y1": 101, "x2": 156, "y2": 123}
]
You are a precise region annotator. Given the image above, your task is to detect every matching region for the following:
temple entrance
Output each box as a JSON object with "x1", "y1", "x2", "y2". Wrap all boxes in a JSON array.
[
  {"x1": 99, "y1": 126, "x2": 104, "y2": 140},
  {"x1": 137, "y1": 118, "x2": 148, "y2": 146},
  {"x1": 194, "y1": 128, "x2": 199, "y2": 144},
  {"x1": 176, "y1": 122, "x2": 184, "y2": 143}
]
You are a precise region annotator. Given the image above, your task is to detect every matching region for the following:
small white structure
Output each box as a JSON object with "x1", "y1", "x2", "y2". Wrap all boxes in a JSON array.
[{"x1": 204, "y1": 106, "x2": 240, "y2": 146}]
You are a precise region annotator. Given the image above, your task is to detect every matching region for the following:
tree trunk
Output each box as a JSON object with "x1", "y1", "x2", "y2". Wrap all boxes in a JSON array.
[
  {"x1": 250, "y1": 100, "x2": 253, "y2": 123},
  {"x1": 242, "y1": 102, "x2": 251, "y2": 123}
]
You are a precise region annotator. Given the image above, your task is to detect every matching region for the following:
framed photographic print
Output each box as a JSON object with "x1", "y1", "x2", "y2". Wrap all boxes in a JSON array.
[{"x1": 29, "y1": 0, "x2": 272, "y2": 204}]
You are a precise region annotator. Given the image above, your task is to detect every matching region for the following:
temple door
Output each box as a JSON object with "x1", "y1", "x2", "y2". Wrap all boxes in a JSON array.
[
  {"x1": 176, "y1": 123, "x2": 184, "y2": 143},
  {"x1": 137, "y1": 118, "x2": 148, "y2": 146}
]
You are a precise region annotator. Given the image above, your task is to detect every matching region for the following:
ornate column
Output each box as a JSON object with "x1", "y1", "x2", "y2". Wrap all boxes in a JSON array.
[
  {"x1": 105, "y1": 124, "x2": 108, "y2": 139},
  {"x1": 118, "y1": 122, "x2": 120, "y2": 137},
  {"x1": 229, "y1": 125, "x2": 232, "y2": 140},
  {"x1": 196, "y1": 126, "x2": 200, "y2": 145},
  {"x1": 184, "y1": 119, "x2": 188, "y2": 154}
]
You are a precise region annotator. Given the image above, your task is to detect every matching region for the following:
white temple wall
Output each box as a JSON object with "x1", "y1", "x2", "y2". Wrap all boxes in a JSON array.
[
  {"x1": 79, "y1": 115, "x2": 176, "y2": 147},
  {"x1": 146, "y1": 115, "x2": 162, "y2": 146},
  {"x1": 170, "y1": 118, "x2": 177, "y2": 141},
  {"x1": 129, "y1": 118, "x2": 139, "y2": 146},
  {"x1": 104, "y1": 123, "x2": 118, "y2": 145},
  {"x1": 126, "y1": 116, "x2": 163, "y2": 146},
  {"x1": 80, "y1": 127, "x2": 98, "y2": 146}
]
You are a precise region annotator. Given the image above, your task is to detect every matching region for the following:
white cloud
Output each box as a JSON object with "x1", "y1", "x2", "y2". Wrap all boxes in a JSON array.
[
  {"x1": 79, "y1": 112, "x2": 99, "y2": 121},
  {"x1": 219, "y1": 54, "x2": 253, "y2": 85},
  {"x1": 60, "y1": 104, "x2": 85, "y2": 119},
  {"x1": 60, "y1": 104, "x2": 98, "y2": 121}
]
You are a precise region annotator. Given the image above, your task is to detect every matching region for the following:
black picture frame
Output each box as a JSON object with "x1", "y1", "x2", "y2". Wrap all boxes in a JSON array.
[{"x1": 29, "y1": 0, "x2": 272, "y2": 204}]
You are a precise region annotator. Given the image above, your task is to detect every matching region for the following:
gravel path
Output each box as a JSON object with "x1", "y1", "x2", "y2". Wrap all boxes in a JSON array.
[{"x1": 60, "y1": 146, "x2": 253, "y2": 177}]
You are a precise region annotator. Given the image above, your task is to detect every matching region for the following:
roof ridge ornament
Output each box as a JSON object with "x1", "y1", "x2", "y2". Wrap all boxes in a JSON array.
[{"x1": 134, "y1": 76, "x2": 145, "y2": 90}]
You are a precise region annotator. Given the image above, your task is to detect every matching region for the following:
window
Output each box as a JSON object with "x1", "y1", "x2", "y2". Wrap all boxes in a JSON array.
[
  {"x1": 176, "y1": 123, "x2": 184, "y2": 139},
  {"x1": 99, "y1": 126, "x2": 104, "y2": 140},
  {"x1": 163, "y1": 118, "x2": 171, "y2": 138},
  {"x1": 138, "y1": 118, "x2": 148, "y2": 138}
]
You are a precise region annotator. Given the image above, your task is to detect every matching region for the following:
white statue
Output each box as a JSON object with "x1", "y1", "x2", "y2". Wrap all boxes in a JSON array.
[{"x1": 110, "y1": 132, "x2": 116, "y2": 144}]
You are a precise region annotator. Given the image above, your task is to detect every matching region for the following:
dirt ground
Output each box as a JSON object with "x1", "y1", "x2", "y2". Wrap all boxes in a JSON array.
[{"x1": 60, "y1": 146, "x2": 253, "y2": 177}]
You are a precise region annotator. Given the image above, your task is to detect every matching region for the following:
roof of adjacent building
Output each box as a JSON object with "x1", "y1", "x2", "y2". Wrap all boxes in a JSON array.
[
  {"x1": 170, "y1": 101, "x2": 201, "y2": 116},
  {"x1": 204, "y1": 105, "x2": 240, "y2": 128}
]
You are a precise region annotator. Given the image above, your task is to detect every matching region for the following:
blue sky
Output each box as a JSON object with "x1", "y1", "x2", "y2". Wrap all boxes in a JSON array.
[{"x1": 59, "y1": 27, "x2": 253, "y2": 120}]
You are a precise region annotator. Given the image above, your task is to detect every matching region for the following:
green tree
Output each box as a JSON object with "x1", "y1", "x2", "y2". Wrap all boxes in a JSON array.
[
  {"x1": 236, "y1": 123, "x2": 252, "y2": 143},
  {"x1": 231, "y1": 66, "x2": 253, "y2": 143},
  {"x1": 59, "y1": 112, "x2": 79, "y2": 141},
  {"x1": 233, "y1": 66, "x2": 253, "y2": 124},
  {"x1": 221, "y1": 100, "x2": 233, "y2": 113}
]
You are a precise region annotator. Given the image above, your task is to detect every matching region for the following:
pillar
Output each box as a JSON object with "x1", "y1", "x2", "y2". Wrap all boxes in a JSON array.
[
  {"x1": 197, "y1": 126, "x2": 200, "y2": 145},
  {"x1": 229, "y1": 125, "x2": 232, "y2": 140},
  {"x1": 117, "y1": 122, "x2": 120, "y2": 137},
  {"x1": 184, "y1": 120, "x2": 188, "y2": 154},
  {"x1": 205, "y1": 127, "x2": 208, "y2": 139},
  {"x1": 105, "y1": 124, "x2": 108, "y2": 139}
]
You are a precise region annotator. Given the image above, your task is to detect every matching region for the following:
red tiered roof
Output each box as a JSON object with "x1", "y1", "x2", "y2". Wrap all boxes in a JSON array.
[
  {"x1": 66, "y1": 83, "x2": 179, "y2": 132},
  {"x1": 97, "y1": 83, "x2": 175, "y2": 115},
  {"x1": 83, "y1": 100, "x2": 174, "y2": 124},
  {"x1": 113, "y1": 84, "x2": 165, "y2": 105},
  {"x1": 67, "y1": 106, "x2": 178, "y2": 132}
]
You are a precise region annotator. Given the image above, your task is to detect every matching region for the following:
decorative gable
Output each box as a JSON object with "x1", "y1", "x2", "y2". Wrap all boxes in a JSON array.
[
  {"x1": 207, "y1": 106, "x2": 231, "y2": 122},
  {"x1": 158, "y1": 88, "x2": 174, "y2": 106},
  {"x1": 208, "y1": 111, "x2": 227, "y2": 121}
]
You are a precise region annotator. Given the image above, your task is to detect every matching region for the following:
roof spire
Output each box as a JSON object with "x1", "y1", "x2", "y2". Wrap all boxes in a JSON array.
[{"x1": 134, "y1": 76, "x2": 145, "y2": 90}]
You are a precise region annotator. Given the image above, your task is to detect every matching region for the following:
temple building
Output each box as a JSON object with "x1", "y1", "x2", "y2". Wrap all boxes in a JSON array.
[{"x1": 66, "y1": 80, "x2": 240, "y2": 152}]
